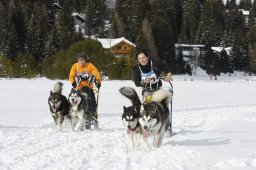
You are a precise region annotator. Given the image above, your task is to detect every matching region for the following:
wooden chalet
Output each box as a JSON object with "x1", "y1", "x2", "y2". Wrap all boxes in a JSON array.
[{"x1": 96, "y1": 37, "x2": 136, "y2": 58}]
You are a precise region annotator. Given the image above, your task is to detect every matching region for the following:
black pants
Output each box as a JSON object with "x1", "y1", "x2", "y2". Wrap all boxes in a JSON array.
[{"x1": 80, "y1": 86, "x2": 97, "y2": 114}]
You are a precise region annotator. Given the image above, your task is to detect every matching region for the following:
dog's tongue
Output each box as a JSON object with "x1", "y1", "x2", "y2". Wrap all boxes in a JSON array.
[
  {"x1": 53, "y1": 108, "x2": 57, "y2": 113},
  {"x1": 143, "y1": 130, "x2": 150, "y2": 139},
  {"x1": 71, "y1": 102, "x2": 76, "y2": 107},
  {"x1": 127, "y1": 129, "x2": 132, "y2": 134}
]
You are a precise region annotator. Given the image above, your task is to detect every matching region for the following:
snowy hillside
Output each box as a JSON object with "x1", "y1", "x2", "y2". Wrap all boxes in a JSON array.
[{"x1": 0, "y1": 75, "x2": 256, "y2": 170}]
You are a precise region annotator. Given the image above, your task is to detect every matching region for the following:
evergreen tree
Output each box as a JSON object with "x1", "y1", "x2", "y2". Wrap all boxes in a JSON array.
[
  {"x1": 151, "y1": 0, "x2": 176, "y2": 68},
  {"x1": 44, "y1": 24, "x2": 62, "y2": 57},
  {"x1": 196, "y1": 0, "x2": 225, "y2": 47},
  {"x1": 5, "y1": 23, "x2": 19, "y2": 59},
  {"x1": 26, "y1": 3, "x2": 48, "y2": 62},
  {"x1": 204, "y1": 47, "x2": 220, "y2": 76},
  {"x1": 246, "y1": 0, "x2": 256, "y2": 72},
  {"x1": 57, "y1": 0, "x2": 76, "y2": 49},
  {"x1": 0, "y1": 3, "x2": 10, "y2": 56},
  {"x1": 220, "y1": 49, "x2": 233, "y2": 73},
  {"x1": 135, "y1": 18, "x2": 157, "y2": 57},
  {"x1": 11, "y1": 1, "x2": 26, "y2": 53},
  {"x1": 179, "y1": 0, "x2": 201, "y2": 43},
  {"x1": 14, "y1": 52, "x2": 39, "y2": 78},
  {"x1": 84, "y1": 0, "x2": 107, "y2": 36},
  {"x1": 226, "y1": 1, "x2": 248, "y2": 71},
  {"x1": 175, "y1": 48, "x2": 185, "y2": 74},
  {"x1": 239, "y1": 0, "x2": 252, "y2": 10},
  {"x1": 129, "y1": 0, "x2": 148, "y2": 42},
  {"x1": 110, "y1": 10, "x2": 125, "y2": 37}
]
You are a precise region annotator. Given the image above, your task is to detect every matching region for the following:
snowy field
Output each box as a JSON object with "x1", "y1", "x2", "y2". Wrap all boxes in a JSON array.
[{"x1": 0, "y1": 73, "x2": 256, "y2": 170}]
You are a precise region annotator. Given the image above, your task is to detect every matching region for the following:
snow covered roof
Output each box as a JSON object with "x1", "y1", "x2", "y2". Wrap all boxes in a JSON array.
[
  {"x1": 211, "y1": 47, "x2": 232, "y2": 55},
  {"x1": 240, "y1": 9, "x2": 249, "y2": 16},
  {"x1": 72, "y1": 13, "x2": 85, "y2": 22},
  {"x1": 96, "y1": 37, "x2": 136, "y2": 49},
  {"x1": 226, "y1": 9, "x2": 250, "y2": 16},
  {"x1": 52, "y1": 3, "x2": 62, "y2": 9},
  {"x1": 175, "y1": 44, "x2": 205, "y2": 48}
]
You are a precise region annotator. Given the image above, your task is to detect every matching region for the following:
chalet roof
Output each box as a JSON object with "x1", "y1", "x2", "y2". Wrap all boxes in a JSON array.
[{"x1": 96, "y1": 37, "x2": 136, "y2": 49}]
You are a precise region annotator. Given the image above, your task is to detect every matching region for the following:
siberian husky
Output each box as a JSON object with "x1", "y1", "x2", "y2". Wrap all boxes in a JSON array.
[
  {"x1": 68, "y1": 88, "x2": 88, "y2": 132},
  {"x1": 139, "y1": 88, "x2": 171, "y2": 148},
  {"x1": 119, "y1": 87, "x2": 151, "y2": 150},
  {"x1": 48, "y1": 82, "x2": 70, "y2": 131}
]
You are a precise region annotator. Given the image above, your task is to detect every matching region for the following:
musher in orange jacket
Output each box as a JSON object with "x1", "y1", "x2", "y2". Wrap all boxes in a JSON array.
[{"x1": 69, "y1": 52, "x2": 102, "y2": 114}]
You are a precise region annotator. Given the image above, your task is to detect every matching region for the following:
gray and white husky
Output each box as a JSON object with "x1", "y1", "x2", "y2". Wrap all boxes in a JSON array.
[
  {"x1": 48, "y1": 82, "x2": 70, "y2": 131},
  {"x1": 140, "y1": 88, "x2": 171, "y2": 148},
  {"x1": 119, "y1": 87, "x2": 151, "y2": 150},
  {"x1": 68, "y1": 88, "x2": 88, "y2": 132},
  {"x1": 120, "y1": 87, "x2": 171, "y2": 149}
]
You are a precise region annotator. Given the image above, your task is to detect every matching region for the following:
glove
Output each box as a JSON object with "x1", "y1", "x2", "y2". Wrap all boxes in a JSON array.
[
  {"x1": 72, "y1": 82, "x2": 77, "y2": 89},
  {"x1": 88, "y1": 75, "x2": 96, "y2": 84},
  {"x1": 95, "y1": 82, "x2": 101, "y2": 89}
]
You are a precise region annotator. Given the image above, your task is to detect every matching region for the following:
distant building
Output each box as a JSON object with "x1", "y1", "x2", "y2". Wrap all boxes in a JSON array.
[
  {"x1": 226, "y1": 9, "x2": 250, "y2": 25},
  {"x1": 51, "y1": 2, "x2": 86, "y2": 34},
  {"x1": 240, "y1": 9, "x2": 250, "y2": 24},
  {"x1": 211, "y1": 47, "x2": 232, "y2": 56},
  {"x1": 72, "y1": 13, "x2": 86, "y2": 34},
  {"x1": 175, "y1": 44, "x2": 205, "y2": 74},
  {"x1": 96, "y1": 37, "x2": 136, "y2": 58}
]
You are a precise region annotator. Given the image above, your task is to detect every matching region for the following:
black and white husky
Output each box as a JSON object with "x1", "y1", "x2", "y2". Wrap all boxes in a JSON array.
[
  {"x1": 48, "y1": 82, "x2": 70, "y2": 131},
  {"x1": 140, "y1": 88, "x2": 171, "y2": 148},
  {"x1": 120, "y1": 87, "x2": 171, "y2": 149},
  {"x1": 68, "y1": 88, "x2": 88, "y2": 132},
  {"x1": 119, "y1": 87, "x2": 151, "y2": 150}
]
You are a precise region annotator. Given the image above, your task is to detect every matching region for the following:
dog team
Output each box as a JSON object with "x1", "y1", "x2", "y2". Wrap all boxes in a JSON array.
[{"x1": 48, "y1": 50, "x2": 173, "y2": 150}]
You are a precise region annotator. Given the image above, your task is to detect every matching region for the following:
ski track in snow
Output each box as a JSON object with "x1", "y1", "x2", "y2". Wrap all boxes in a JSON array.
[{"x1": 1, "y1": 104, "x2": 256, "y2": 170}]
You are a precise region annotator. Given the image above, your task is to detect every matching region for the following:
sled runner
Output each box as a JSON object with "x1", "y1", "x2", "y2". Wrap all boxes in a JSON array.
[{"x1": 141, "y1": 77, "x2": 174, "y2": 135}]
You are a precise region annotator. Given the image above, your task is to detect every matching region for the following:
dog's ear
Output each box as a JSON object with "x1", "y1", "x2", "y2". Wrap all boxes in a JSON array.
[
  {"x1": 50, "y1": 91, "x2": 53, "y2": 95},
  {"x1": 123, "y1": 106, "x2": 126, "y2": 110}
]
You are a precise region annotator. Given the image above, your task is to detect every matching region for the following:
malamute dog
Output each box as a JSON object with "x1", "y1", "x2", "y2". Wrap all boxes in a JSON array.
[
  {"x1": 140, "y1": 88, "x2": 171, "y2": 148},
  {"x1": 68, "y1": 88, "x2": 88, "y2": 132},
  {"x1": 120, "y1": 87, "x2": 151, "y2": 150},
  {"x1": 48, "y1": 82, "x2": 70, "y2": 131}
]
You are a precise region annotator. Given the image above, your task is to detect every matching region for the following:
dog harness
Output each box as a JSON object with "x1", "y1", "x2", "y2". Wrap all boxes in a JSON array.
[
  {"x1": 76, "y1": 64, "x2": 89, "y2": 80},
  {"x1": 132, "y1": 123, "x2": 143, "y2": 133}
]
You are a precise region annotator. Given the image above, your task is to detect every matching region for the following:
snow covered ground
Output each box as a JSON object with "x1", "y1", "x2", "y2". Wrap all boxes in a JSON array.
[{"x1": 0, "y1": 73, "x2": 256, "y2": 170}]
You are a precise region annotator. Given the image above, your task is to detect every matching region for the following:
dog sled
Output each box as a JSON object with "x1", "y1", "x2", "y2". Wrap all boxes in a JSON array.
[
  {"x1": 75, "y1": 75, "x2": 100, "y2": 130},
  {"x1": 141, "y1": 77, "x2": 174, "y2": 135}
]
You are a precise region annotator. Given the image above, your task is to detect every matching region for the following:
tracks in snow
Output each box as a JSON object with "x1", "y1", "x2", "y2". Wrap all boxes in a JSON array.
[{"x1": 1, "y1": 104, "x2": 256, "y2": 170}]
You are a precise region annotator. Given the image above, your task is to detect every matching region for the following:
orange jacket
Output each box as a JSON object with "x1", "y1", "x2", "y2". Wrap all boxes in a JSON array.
[{"x1": 69, "y1": 62, "x2": 102, "y2": 90}]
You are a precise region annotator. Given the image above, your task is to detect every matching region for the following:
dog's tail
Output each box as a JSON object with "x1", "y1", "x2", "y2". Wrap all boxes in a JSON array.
[
  {"x1": 150, "y1": 88, "x2": 171, "y2": 104},
  {"x1": 119, "y1": 87, "x2": 141, "y2": 106},
  {"x1": 53, "y1": 82, "x2": 63, "y2": 94}
]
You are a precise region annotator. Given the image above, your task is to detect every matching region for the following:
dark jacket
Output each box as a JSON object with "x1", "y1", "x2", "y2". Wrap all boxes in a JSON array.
[{"x1": 133, "y1": 58, "x2": 172, "y2": 90}]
